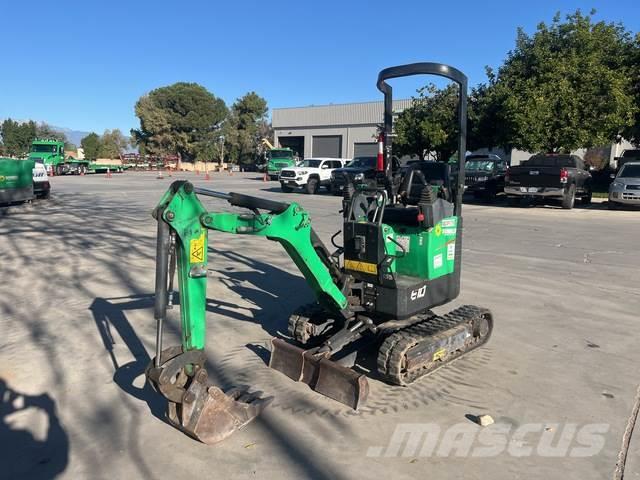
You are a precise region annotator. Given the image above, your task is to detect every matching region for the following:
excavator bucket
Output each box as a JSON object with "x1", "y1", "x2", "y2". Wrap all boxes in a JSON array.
[
  {"x1": 147, "y1": 349, "x2": 272, "y2": 445},
  {"x1": 270, "y1": 338, "x2": 369, "y2": 410},
  {"x1": 170, "y1": 377, "x2": 272, "y2": 445}
]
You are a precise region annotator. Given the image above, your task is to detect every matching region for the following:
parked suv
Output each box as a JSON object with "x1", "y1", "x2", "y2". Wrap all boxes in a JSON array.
[
  {"x1": 614, "y1": 149, "x2": 640, "y2": 170},
  {"x1": 279, "y1": 158, "x2": 348, "y2": 194},
  {"x1": 608, "y1": 161, "x2": 640, "y2": 209},
  {"x1": 330, "y1": 156, "x2": 400, "y2": 195},
  {"x1": 504, "y1": 154, "x2": 592, "y2": 209},
  {"x1": 463, "y1": 154, "x2": 508, "y2": 201}
]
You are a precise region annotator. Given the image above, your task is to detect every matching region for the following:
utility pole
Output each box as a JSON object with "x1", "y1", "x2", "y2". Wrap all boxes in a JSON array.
[{"x1": 218, "y1": 135, "x2": 225, "y2": 170}]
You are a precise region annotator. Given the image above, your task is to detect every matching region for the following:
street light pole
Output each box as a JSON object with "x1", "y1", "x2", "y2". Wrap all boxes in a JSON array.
[{"x1": 218, "y1": 135, "x2": 225, "y2": 170}]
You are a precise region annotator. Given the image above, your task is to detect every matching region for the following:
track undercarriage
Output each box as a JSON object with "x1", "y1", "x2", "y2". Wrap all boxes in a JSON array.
[{"x1": 271, "y1": 301, "x2": 493, "y2": 408}]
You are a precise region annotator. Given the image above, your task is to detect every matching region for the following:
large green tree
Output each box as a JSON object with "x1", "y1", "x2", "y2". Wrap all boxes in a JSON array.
[
  {"x1": 490, "y1": 10, "x2": 636, "y2": 153},
  {"x1": 99, "y1": 129, "x2": 128, "y2": 159},
  {"x1": 467, "y1": 72, "x2": 509, "y2": 152},
  {"x1": 0, "y1": 119, "x2": 37, "y2": 157},
  {"x1": 81, "y1": 132, "x2": 101, "y2": 161},
  {"x1": 394, "y1": 84, "x2": 459, "y2": 161},
  {"x1": 132, "y1": 82, "x2": 227, "y2": 163},
  {"x1": 223, "y1": 92, "x2": 268, "y2": 166},
  {"x1": 622, "y1": 33, "x2": 640, "y2": 145}
]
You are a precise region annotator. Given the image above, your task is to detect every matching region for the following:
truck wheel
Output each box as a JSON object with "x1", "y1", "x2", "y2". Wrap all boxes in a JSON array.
[
  {"x1": 581, "y1": 188, "x2": 592, "y2": 205},
  {"x1": 483, "y1": 186, "x2": 497, "y2": 203},
  {"x1": 280, "y1": 183, "x2": 293, "y2": 193},
  {"x1": 306, "y1": 178, "x2": 319, "y2": 194},
  {"x1": 561, "y1": 185, "x2": 576, "y2": 209},
  {"x1": 56, "y1": 165, "x2": 64, "y2": 176}
]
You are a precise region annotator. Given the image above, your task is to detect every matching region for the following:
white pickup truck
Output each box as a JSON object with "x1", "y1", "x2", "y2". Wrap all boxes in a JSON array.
[
  {"x1": 32, "y1": 161, "x2": 51, "y2": 199},
  {"x1": 279, "y1": 158, "x2": 349, "y2": 194}
]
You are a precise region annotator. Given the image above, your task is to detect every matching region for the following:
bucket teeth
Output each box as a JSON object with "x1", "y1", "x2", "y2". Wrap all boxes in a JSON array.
[
  {"x1": 171, "y1": 370, "x2": 273, "y2": 445},
  {"x1": 147, "y1": 347, "x2": 272, "y2": 445},
  {"x1": 269, "y1": 338, "x2": 369, "y2": 410},
  {"x1": 185, "y1": 385, "x2": 273, "y2": 445}
]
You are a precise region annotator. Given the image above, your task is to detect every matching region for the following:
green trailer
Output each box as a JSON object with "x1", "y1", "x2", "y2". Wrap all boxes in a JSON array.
[
  {"x1": 0, "y1": 157, "x2": 35, "y2": 204},
  {"x1": 87, "y1": 163, "x2": 127, "y2": 174}
]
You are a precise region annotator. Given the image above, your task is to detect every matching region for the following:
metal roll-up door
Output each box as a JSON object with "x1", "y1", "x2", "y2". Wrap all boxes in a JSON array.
[
  {"x1": 312, "y1": 135, "x2": 342, "y2": 158},
  {"x1": 353, "y1": 142, "x2": 378, "y2": 157}
]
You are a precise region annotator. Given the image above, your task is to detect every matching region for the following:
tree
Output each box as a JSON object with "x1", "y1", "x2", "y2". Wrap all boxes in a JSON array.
[
  {"x1": 132, "y1": 82, "x2": 227, "y2": 164},
  {"x1": 81, "y1": 133, "x2": 101, "y2": 161},
  {"x1": 490, "y1": 10, "x2": 636, "y2": 153},
  {"x1": 99, "y1": 129, "x2": 128, "y2": 159},
  {"x1": 467, "y1": 70, "x2": 510, "y2": 151},
  {"x1": 0, "y1": 119, "x2": 37, "y2": 157},
  {"x1": 224, "y1": 92, "x2": 268, "y2": 166},
  {"x1": 622, "y1": 33, "x2": 640, "y2": 145},
  {"x1": 394, "y1": 84, "x2": 459, "y2": 161},
  {"x1": 34, "y1": 122, "x2": 75, "y2": 152},
  {"x1": 36, "y1": 123, "x2": 67, "y2": 143}
]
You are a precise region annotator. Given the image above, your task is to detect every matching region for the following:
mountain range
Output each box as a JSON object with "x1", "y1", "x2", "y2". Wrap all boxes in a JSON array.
[
  {"x1": 0, "y1": 118, "x2": 91, "y2": 147},
  {"x1": 50, "y1": 126, "x2": 92, "y2": 147}
]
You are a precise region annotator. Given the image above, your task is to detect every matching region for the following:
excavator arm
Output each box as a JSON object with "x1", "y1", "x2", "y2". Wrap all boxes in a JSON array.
[
  {"x1": 147, "y1": 181, "x2": 350, "y2": 443},
  {"x1": 156, "y1": 181, "x2": 349, "y2": 351}
]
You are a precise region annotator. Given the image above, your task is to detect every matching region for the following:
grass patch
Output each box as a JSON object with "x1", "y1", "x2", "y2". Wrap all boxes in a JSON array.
[{"x1": 593, "y1": 191, "x2": 608, "y2": 199}]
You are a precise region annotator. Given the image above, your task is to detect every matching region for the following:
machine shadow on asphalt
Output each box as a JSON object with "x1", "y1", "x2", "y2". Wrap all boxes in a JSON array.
[
  {"x1": 0, "y1": 379, "x2": 69, "y2": 479},
  {"x1": 90, "y1": 295, "x2": 167, "y2": 423},
  {"x1": 206, "y1": 247, "x2": 315, "y2": 337},
  {"x1": 88, "y1": 295, "x2": 354, "y2": 480}
]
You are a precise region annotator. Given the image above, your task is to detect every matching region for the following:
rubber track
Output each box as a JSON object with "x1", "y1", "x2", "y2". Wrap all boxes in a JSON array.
[{"x1": 377, "y1": 305, "x2": 493, "y2": 385}]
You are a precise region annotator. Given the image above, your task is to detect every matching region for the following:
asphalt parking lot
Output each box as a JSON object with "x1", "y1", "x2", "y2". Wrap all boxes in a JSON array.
[{"x1": 1, "y1": 171, "x2": 639, "y2": 480}]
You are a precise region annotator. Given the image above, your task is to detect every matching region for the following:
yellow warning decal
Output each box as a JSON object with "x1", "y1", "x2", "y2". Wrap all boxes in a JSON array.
[
  {"x1": 190, "y1": 232, "x2": 205, "y2": 263},
  {"x1": 434, "y1": 224, "x2": 442, "y2": 236},
  {"x1": 432, "y1": 347, "x2": 447, "y2": 362},
  {"x1": 344, "y1": 259, "x2": 378, "y2": 274}
]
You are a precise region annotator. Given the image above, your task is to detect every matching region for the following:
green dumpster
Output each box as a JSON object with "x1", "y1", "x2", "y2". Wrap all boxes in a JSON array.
[{"x1": 0, "y1": 157, "x2": 35, "y2": 204}]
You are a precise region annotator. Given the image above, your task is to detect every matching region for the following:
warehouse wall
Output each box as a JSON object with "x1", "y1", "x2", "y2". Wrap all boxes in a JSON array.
[{"x1": 274, "y1": 124, "x2": 379, "y2": 159}]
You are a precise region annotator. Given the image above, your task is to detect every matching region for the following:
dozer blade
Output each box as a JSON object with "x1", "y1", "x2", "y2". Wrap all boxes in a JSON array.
[
  {"x1": 314, "y1": 357, "x2": 369, "y2": 410},
  {"x1": 269, "y1": 338, "x2": 369, "y2": 410}
]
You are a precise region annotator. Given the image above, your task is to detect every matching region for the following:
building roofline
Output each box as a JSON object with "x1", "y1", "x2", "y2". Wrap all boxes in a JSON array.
[{"x1": 272, "y1": 98, "x2": 412, "y2": 112}]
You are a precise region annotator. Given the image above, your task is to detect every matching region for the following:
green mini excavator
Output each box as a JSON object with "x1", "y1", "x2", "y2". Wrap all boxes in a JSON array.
[{"x1": 146, "y1": 63, "x2": 493, "y2": 444}]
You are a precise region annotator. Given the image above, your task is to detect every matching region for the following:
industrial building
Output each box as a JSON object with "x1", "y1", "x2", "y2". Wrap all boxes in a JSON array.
[
  {"x1": 272, "y1": 99, "x2": 412, "y2": 159},
  {"x1": 272, "y1": 99, "x2": 630, "y2": 167}
]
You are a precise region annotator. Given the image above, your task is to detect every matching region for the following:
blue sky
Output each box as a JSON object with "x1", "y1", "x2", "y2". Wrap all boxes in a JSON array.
[{"x1": 1, "y1": 0, "x2": 638, "y2": 135}]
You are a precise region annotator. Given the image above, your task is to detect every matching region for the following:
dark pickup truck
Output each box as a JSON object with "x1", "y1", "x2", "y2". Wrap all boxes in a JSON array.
[{"x1": 504, "y1": 154, "x2": 592, "y2": 209}]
